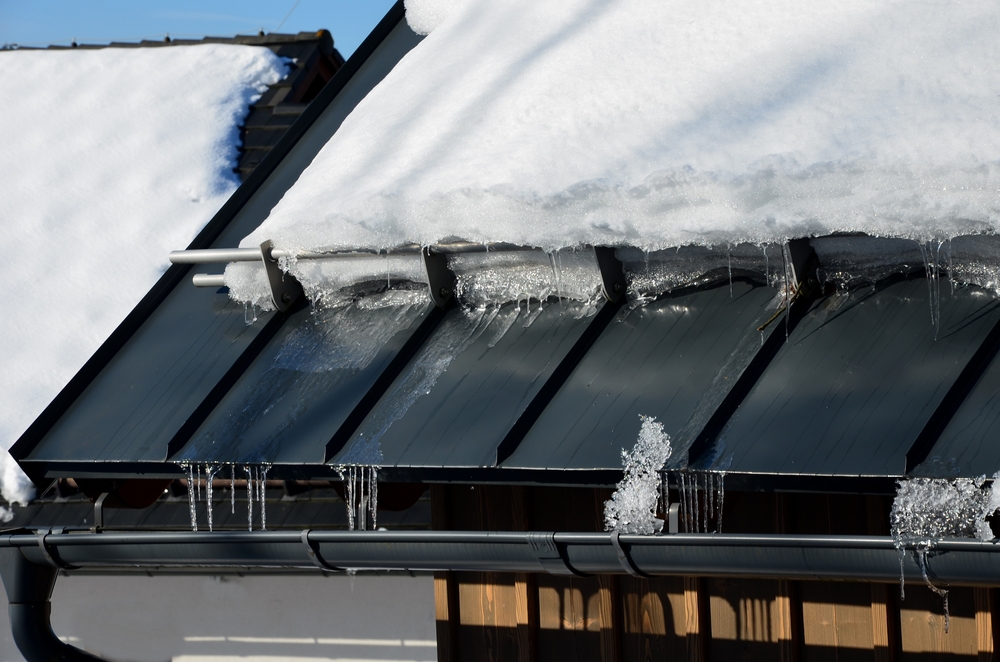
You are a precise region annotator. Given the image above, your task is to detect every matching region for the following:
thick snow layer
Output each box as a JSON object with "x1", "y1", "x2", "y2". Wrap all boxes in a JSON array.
[
  {"x1": 0, "y1": 45, "x2": 287, "y2": 506},
  {"x1": 403, "y1": 0, "x2": 467, "y2": 35},
  {"x1": 241, "y1": 0, "x2": 1000, "y2": 260}
]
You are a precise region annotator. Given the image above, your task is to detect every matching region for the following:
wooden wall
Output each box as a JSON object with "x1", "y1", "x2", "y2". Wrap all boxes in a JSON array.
[{"x1": 430, "y1": 485, "x2": 998, "y2": 662}]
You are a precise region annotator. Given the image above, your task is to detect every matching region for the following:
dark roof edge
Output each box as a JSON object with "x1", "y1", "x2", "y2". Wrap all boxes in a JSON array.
[
  {"x1": 12, "y1": 461, "x2": 900, "y2": 495},
  {"x1": 9, "y1": 2, "x2": 408, "y2": 468},
  {"x1": 10, "y1": 30, "x2": 338, "y2": 52}
]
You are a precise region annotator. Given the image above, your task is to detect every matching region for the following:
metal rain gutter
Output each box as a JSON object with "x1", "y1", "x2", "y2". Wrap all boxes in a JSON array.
[{"x1": 4, "y1": 530, "x2": 1000, "y2": 586}]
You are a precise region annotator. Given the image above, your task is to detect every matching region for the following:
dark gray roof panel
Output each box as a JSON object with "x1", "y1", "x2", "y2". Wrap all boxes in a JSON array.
[
  {"x1": 503, "y1": 281, "x2": 776, "y2": 470},
  {"x1": 26, "y1": 292, "x2": 268, "y2": 463},
  {"x1": 913, "y1": 327, "x2": 1000, "y2": 478},
  {"x1": 15, "y1": 11, "x2": 422, "y2": 472},
  {"x1": 177, "y1": 301, "x2": 430, "y2": 465},
  {"x1": 705, "y1": 279, "x2": 1000, "y2": 476},
  {"x1": 331, "y1": 302, "x2": 598, "y2": 468}
]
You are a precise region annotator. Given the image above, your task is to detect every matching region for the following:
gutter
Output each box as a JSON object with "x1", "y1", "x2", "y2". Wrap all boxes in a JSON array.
[
  {"x1": 5, "y1": 529, "x2": 997, "y2": 661},
  {"x1": 2, "y1": 529, "x2": 998, "y2": 585}
]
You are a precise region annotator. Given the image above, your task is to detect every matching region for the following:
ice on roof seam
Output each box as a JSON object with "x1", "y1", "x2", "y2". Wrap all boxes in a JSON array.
[
  {"x1": 684, "y1": 245, "x2": 822, "y2": 469},
  {"x1": 324, "y1": 304, "x2": 449, "y2": 464}
]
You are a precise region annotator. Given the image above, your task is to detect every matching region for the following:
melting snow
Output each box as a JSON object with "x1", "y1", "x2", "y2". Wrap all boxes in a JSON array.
[
  {"x1": 891, "y1": 476, "x2": 999, "y2": 546},
  {"x1": 242, "y1": 0, "x2": 1000, "y2": 260},
  {"x1": 605, "y1": 415, "x2": 672, "y2": 535},
  {"x1": 890, "y1": 475, "x2": 1000, "y2": 630},
  {"x1": 0, "y1": 45, "x2": 288, "y2": 506}
]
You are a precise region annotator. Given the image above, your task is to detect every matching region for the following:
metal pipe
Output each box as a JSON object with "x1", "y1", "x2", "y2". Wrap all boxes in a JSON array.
[
  {"x1": 8, "y1": 604, "x2": 105, "y2": 662},
  {"x1": 4, "y1": 530, "x2": 1000, "y2": 586},
  {"x1": 192, "y1": 274, "x2": 226, "y2": 288},
  {"x1": 0, "y1": 548, "x2": 105, "y2": 661},
  {"x1": 169, "y1": 247, "x2": 261, "y2": 263},
  {"x1": 169, "y1": 242, "x2": 540, "y2": 265}
]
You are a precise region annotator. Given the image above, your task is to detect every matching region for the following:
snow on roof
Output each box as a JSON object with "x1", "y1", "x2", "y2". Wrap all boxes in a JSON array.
[
  {"x1": 0, "y1": 44, "x2": 287, "y2": 508},
  {"x1": 241, "y1": 0, "x2": 1000, "y2": 257}
]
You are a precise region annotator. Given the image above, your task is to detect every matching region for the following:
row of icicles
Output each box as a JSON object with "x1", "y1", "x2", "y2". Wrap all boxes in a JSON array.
[
  {"x1": 180, "y1": 463, "x2": 270, "y2": 532},
  {"x1": 178, "y1": 463, "x2": 378, "y2": 533},
  {"x1": 662, "y1": 470, "x2": 726, "y2": 533}
]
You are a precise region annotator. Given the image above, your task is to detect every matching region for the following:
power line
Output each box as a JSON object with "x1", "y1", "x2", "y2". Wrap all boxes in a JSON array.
[{"x1": 275, "y1": 0, "x2": 303, "y2": 31}]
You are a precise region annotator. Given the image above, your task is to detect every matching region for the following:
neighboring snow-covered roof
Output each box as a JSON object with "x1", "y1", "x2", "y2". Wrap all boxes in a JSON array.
[
  {"x1": 242, "y1": 0, "x2": 1000, "y2": 256},
  {"x1": 0, "y1": 44, "x2": 288, "y2": 508}
]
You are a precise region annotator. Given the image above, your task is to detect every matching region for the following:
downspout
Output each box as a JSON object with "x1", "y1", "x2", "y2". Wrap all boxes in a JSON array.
[{"x1": 0, "y1": 548, "x2": 104, "y2": 662}]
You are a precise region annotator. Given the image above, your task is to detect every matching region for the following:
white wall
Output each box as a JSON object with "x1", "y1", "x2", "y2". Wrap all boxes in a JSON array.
[{"x1": 0, "y1": 573, "x2": 436, "y2": 662}]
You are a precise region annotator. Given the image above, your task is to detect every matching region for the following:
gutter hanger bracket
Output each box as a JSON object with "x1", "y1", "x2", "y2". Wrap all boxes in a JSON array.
[
  {"x1": 527, "y1": 532, "x2": 585, "y2": 576},
  {"x1": 92, "y1": 493, "x2": 107, "y2": 533},
  {"x1": 260, "y1": 240, "x2": 304, "y2": 313},
  {"x1": 667, "y1": 502, "x2": 680, "y2": 534},
  {"x1": 36, "y1": 529, "x2": 75, "y2": 571},
  {"x1": 300, "y1": 530, "x2": 343, "y2": 572},
  {"x1": 609, "y1": 531, "x2": 649, "y2": 577}
]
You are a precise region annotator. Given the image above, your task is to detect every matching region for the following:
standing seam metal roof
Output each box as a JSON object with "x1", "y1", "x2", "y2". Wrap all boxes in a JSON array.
[{"x1": 12, "y1": 2, "x2": 1000, "y2": 493}]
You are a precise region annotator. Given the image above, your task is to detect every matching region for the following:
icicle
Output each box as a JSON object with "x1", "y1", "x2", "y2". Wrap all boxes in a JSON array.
[
  {"x1": 345, "y1": 466, "x2": 356, "y2": 531},
  {"x1": 695, "y1": 472, "x2": 702, "y2": 533},
  {"x1": 687, "y1": 472, "x2": 697, "y2": 533},
  {"x1": 947, "y1": 238, "x2": 955, "y2": 295},
  {"x1": 359, "y1": 466, "x2": 367, "y2": 531},
  {"x1": 370, "y1": 466, "x2": 378, "y2": 530},
  {"x1": 550, "y1": 252, "x2": 563, "y2": 305},
  {"x1": 782, "y1": 245, "x2": 791, "y2": 341},
  {"x1": 920, "y1": 242, "x2": 941, "y2": 338},
  {"x1": 660, "y1": 472, "x2": 668, "y2": 524},
  {"x1": 683, "y1": 472, "x2": 693, "y2": 533},
  {"x1": 687, "y1": 471, "x2": 697, "y2": 533},
  {"x1": 727, "y1": 244, "x2": 733, "y2": 297},
  {"x1": 185, "y1": 463, "x2": 198, "y2": 532},
  {"x1": 230, "y1": 464, "x2": 236, "y2": 515},
  {"x1": 716, "y1": 472, "x2": 725, "y2": 533},
  {"x1": 898, "y1": 550, "x2": 907, "y2": 600},
  {"x1": 245, "y1": 465, "x2": 254, "y2": 532},
  {"x1": 764, "y1": 246, "x2": 770, "y2": 287},
  {"x1": 708, "y1": 472, "x2": 715, "y2": 533},
  {"x1": 205, "y1": 464, "x2": 220, "y2": 532},
  {"x1": 917, "y1": 548, "x2": 950, "y2": 633},
  {"x1": 701, "y1": 472, "x2": 708, "y2": 534},
  {"x1": 931, "y1": 242, "x2": 940, "y2": 339},
  {"x1": 680, "y1": 472, "x2": 687, "y2": 532},
  {"x1": 260, "y1": 465, "x2": 269, "y2": 531},
  {"x1": 674, "y1": 472, "x2": 683, "y2": 531},
  {"x1": 196, "y1": 464, "x2": 202, "y2": 503}
]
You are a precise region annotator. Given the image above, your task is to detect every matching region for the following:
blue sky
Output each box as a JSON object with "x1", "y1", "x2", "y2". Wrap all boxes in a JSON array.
[{"x1": 0, "y1": 1, "x2": 398, "y2": 57}]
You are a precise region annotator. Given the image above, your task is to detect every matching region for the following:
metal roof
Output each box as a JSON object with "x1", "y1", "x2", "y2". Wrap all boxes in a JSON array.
[
  {"x1": 693, "y1": 276, "x2": 1000, "y2": 477},
  {"x1": 13, "y1": 2, "x2": 1000, "y2": 493}
]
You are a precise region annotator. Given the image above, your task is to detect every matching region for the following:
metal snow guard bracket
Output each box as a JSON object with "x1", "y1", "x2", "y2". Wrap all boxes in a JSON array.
[
  {"x1": 168, "y1": 242, "x2": 628, "y2": 307},
  {"x1": 260, "y1": 240, "x2": 304, "y2": 313}
]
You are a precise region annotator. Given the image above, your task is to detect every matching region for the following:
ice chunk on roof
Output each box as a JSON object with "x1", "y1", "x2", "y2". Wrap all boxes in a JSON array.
[
  {"x1": 0, "y1": 44, "x2": 288, "y2": 502},
  {"x1": 244, "y1": 0, "x2": 1000, "y2": 257}
]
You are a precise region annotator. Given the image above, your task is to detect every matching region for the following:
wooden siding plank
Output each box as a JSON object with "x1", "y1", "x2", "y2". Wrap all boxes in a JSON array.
[{"x1": 975, "y1": 587, "x2": 993, "y2": 662}]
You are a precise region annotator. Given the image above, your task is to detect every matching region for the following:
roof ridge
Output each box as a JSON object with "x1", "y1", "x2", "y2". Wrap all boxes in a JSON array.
[{"x1": 8, "y1": 29, "x2": 334, "y2": 52}]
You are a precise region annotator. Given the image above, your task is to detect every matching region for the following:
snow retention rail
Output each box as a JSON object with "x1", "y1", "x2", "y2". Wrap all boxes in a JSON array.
[{"x1": 4, "y1": 530, "x2": 1000, "y2": 586}]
